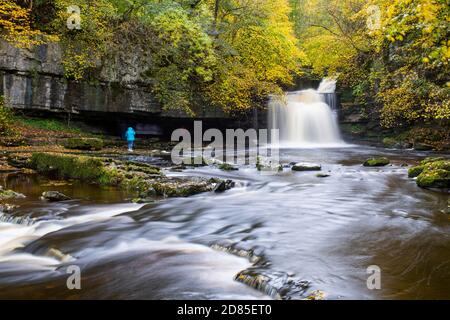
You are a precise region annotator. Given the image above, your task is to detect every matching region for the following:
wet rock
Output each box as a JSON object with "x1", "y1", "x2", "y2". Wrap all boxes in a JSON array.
[
  {"x1": 292, "y1": 163, "x2": 321, "y2": 171},
  {"x1": 305, "y1": 290, "x2": 326, "y2": 300},
  {"x1": 234, "y1": 268, "x2": 310, "y2": 300},
  {"x1": 256, "y1": 157, "x2": 283, "y2": 172},
  {"x1": 316, "y1": 173, "x2": 330, "y2": 178},
  {"x1": 0, "y1": 212, "x2": 34, "y2": 226},
  {"x1": 218, "y1": 163, "x2": 239, "y2": 171},
  {"x1": 132, "y1": 197, "x2": 155, "y2": 204},
  {"x1": 363, "y1": 157, "x2": 390, "y2": 167},
  {"x1": 0, "y1": 186, "x2": 26, "y2": 200},
  {"x1": 420, "y1": 157, "x2": 445, "y2": 165},
  {"x1": 214, "y1": 180, "x2": 236, "y2": 193},
  {"x1": 145, "y1": 177, "x2": 222, "y2": 198},
  {"x1": 64, "y1": 137, "x2": 104, "y2": 151},
  {"x1": 408, "y1": 165, "x2": 425, "y2": 178},
  {"x1": 0, "y1": 203, "x2": 19, "y2": 213},
  {"x1": 409, "y1": 158, "x2": 450, "y2": 190},
  {"x1": 40, "y1": 191, "x2": 71, "y2": 202}
]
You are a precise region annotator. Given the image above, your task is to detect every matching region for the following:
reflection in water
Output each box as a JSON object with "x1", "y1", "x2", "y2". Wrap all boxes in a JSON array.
[{"x1": 0, "y1": 146, "x2": 449, "y2": 299}]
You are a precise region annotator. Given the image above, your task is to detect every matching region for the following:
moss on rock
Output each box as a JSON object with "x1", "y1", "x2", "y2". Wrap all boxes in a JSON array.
[
  {"x1": 409, "y1": 158, "x2": 450, "y2": 190},
  {"x1": 408, "y1": 165, "x2": 425, "y2": 178},
  {"x1": 30, "y1": 153, "x2": 113, "y2": 184},
  {"x1": 416, "y1": 169, "x2": 450, "y2": 189},
  {"x1": 0, "y1": 187, "x2": 26, "y2": 200},
  {"x1": 363, "y1": 157, "x2": 390, "y2": 167},
  {"x1": 218, "y1": 163, "x2": 239, "y2": 171},
  {"x1": 29, "y1": 153, "x2": 229, "y2": 199}
]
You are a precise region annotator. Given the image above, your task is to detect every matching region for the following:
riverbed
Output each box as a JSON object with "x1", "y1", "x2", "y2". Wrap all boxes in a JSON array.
[{"x1": 0, "y1": 145, "x2": 449, "y2": 299}]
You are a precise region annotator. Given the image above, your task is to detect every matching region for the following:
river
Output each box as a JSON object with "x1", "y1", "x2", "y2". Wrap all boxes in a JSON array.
[{"x1": 0, "y1": 145, "x2": 448, "y2": 299}]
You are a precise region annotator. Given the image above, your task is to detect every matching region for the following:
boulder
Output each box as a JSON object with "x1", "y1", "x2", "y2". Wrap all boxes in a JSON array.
[
  {"x1": 41, "y1": 191, "x2": 71, "y2": 202},
  {"x1": 214, "y1": 180, "x2": 236, "y2": 193},
  {"x1": 316, "y1": 173, "x2": 330, "y2": 178},
  {"x1": 409, "y1": 159, "x2": 450, "y2": 190},
  {"x1": 0, "y1": 203, "x2": 19, "y2": 213},
  {"x1": 292, "y1": 163, "x2": 321, "y2": 171},
  {"x1": 256, "y1": 157, "x2": 283, "y2": 172},
  {"x1": 408, "y1": 166, "x2": 424, "y2": 178},
  {"x1": 0, "y1": 186, "x2": 26, "y2": 200},
  {"x1": 363, "y1": 157, "x2": 390, "y2": 167}
]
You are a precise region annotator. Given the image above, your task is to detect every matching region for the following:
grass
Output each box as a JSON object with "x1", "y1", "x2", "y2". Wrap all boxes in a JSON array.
[{"x1": 16, "y1": 116, "x2": 83, "y2": 134}]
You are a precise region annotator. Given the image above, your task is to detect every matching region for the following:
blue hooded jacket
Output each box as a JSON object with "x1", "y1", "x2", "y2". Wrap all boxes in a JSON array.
[{"x1": 125, "y1": 127, "x2": 136, "y2": 141}]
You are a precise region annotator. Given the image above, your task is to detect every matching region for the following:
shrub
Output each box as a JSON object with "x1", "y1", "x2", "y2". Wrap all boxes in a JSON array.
[{"x1": 0, "y1": 96, "x2": 23, "y2": 146}]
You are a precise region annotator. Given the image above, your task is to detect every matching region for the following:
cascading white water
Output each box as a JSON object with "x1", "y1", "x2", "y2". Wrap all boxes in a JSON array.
[{"x1": 269, "y1": 79, "x2": 344, "y2": 147}]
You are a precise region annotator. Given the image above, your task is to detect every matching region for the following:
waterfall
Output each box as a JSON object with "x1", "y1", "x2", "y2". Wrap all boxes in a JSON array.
[{"x1": 269, "y1": 79, "x2": 344, "y2": 147}]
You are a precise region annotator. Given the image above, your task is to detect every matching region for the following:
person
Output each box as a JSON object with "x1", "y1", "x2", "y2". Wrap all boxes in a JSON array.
[{"x1": 125, "y1": 127, "x2": 136, "y2": 152}]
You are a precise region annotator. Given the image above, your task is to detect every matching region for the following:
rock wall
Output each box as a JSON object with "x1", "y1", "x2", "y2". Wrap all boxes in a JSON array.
[{"x1": 0, "y1": 40, "x2": 226, "y2": 119}]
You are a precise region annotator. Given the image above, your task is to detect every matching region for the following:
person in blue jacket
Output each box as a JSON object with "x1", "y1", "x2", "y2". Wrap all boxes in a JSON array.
[{"x1": 125, "y1": 127, "x2": 136, "y2": 152}]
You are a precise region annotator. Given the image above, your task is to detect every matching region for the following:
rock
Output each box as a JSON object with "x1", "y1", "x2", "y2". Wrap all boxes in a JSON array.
[
  {"x1": 7, "y1": 154, "x2": 30, "y2": 169},
  {"x1": 408, "y1": 165, "x2": 424, "y2": 178},
  {"x1": 363, "y1": 157, "x2": 390, "y2": 167},
  {"x1": 292, "y1": 163, "x2": 321, "y2": 171},
  {"x1": 420, "y1": 157, "x2": 445, "y2": 165},
  {"x1": 409, "y1": 159, "x2": 450, "y2": 190},
  {"x1": 0, "y1": 187, "x2": 26, "y2": 200},
  {"x1": 256, "y1": 157, "x2": 283, "y2": 172},
  {"x1": 132, "y1": 198, "x2": 155, "y2": 204},
  {"x1": 64, "y1": 137, "x2": 104, "y2": 151},
  {"x1": 41, "y1": 191, "x2": 71, "y2": 202},
  {"x1": 218, "y1": 163, "x2": 239, "y2": 171},
  {"x1": 305, "y1": 290, "x2": 326, "y2": 300},
  {"x1": 146, "y1": 177, "x2": 219, "y2": 198},
  {"x1": 0, "y1": 203, "x2": 18, "y2": 213},
  {"x1": 214, "y1": 180, "x2": 236, "y2": 193},
  {"x1": 316, "y1": 173, "x2": 330, "y2": 178},
  {"x1": 414, "y1": 142, "x2": 433, "y2": 151},
  {"x1": 30, "y1": 153, "x2": 224, "y2": 198}
]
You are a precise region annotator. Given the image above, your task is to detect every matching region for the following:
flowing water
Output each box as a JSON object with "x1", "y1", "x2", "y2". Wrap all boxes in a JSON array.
[
  {"x1": 0, "y1": 82, "x2": 449, "y2": 299},
  {"x1": 0, "y1": 147, "x2": 449, "y2": 300},
  {"x1": 269, "y1": 80, "x2": 343, "y2": 148}
]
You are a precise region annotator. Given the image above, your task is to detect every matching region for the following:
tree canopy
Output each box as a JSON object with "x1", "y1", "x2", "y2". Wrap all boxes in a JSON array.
[{"x1": 1, "y1": 0, "x2": 448, "y2": 127}]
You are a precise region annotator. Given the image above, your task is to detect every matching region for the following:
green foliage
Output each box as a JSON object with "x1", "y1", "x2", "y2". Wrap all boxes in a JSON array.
[
  {"x1": 3, "y1": 0, "x2": 304, "y2": 115},
  {"x1": 16, "y1": 116, "x2": 82, "y2": 133},
  {"x1": 291, "y1": 0, "x2": 449, "y2": 129},
  {"x1": 0, "y1": 96, "x2": 23, "y2": 146}
]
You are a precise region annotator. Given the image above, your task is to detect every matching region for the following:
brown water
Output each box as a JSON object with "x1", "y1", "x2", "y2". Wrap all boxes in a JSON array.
[{"x1": 0, "y1": 145, "x2": 449, "y2": 299}]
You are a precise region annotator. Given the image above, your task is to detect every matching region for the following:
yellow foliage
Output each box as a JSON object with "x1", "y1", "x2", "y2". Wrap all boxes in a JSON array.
[{"x1": 0, "y1": 1, "x2": 56, "y2": 48}]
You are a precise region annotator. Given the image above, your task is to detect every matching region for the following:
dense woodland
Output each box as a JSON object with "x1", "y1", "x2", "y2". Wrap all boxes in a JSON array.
[{"x1": 0, "y1": 0, "x2": 449, "y2": 137}]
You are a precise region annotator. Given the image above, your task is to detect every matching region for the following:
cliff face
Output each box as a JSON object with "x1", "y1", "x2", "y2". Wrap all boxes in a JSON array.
[{"x1": 0, "y1": 40, "x2": 225, "y2": 118}]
